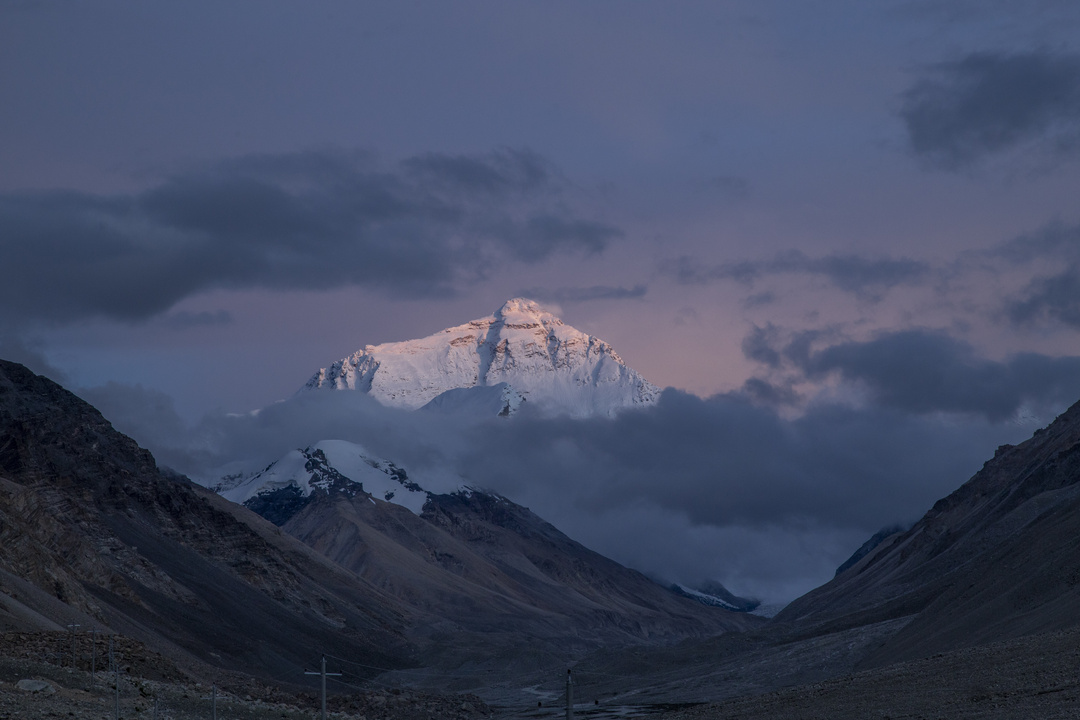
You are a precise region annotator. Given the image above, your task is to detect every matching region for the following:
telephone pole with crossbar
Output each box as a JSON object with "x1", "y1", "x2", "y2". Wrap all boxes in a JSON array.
[
  {"x1": 305, "y1": 655, "x2": 342, "y2": 720},
  {"x1": 66, "y1": 623, "x2": 80, "y2": 669}
]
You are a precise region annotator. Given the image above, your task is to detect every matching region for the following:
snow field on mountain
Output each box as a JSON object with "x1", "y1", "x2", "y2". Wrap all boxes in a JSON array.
[
  {"x1": 220, "y1": 439, "x2": 429, "y2": 514},
  {"x1": 302, "y1": 298, "x2": 660, "y2": 418}
]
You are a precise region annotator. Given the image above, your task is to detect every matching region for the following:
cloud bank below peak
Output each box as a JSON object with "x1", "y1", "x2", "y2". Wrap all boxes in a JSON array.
[{"x1": 80, "y1": 371, "x2": 1030, "y2": 602}]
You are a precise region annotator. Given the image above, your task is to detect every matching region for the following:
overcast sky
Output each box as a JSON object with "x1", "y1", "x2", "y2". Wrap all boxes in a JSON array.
[{"x1": 5, "y1": 0, "x2": 1080, "y2": 603}]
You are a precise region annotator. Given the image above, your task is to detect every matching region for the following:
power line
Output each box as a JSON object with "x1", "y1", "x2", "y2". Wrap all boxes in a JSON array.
[{"x1": 321, "y1": 651, "x2": 568, "y2": 680}]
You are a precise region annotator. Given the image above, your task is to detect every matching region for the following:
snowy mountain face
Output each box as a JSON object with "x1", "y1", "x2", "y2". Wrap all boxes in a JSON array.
[
  {"x1": 418, "y1": 381, "x2": 525, "y2": 417},
  {"x1": 669, "y1": 582, "x2": 761, "y2": 613},
  {"x1": 300, "y1": 298, "x2": 660, "y2": 417},
  {"x1": 215, "y1": 439, "x2": 429, "y2": 522}
]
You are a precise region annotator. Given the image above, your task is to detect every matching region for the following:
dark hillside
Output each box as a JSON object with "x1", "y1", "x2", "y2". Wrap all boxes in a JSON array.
[
  {"x1": 0, "y1": 359, "x2": 413, "y2": 682},
  {"x1": 777, "y1": 398, "x2": 1080, "y2": 665}
]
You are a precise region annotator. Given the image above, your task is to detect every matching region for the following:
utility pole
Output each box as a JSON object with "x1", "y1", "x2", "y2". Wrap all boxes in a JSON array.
[
  {"x1": 66, "y1": 622, "x2": 80, "y2": 669},
  {"x1": 565, "y1": 668, "x2": 574, "y2": 720},
  {"x1": 201, "y1": 684, "x2": 219, "y2": 720},
  {"x1": 110, "y1": 635, "x2": 119, "y2": 720},
  {"x1": 304, "y1": 655, "x2": 341, "y2": 720}
]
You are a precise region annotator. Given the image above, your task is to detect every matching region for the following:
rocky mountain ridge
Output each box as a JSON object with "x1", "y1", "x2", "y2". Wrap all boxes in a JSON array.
[
  {"x1": 0, "y1": 359, "x2": 756, "y2": 701},
  {"x1": 215, "y1": 439, "x2": 428, "y2": 516},
  {"x1": 217, "y1": 438, "x2": 761, "y2": 669},
  {"x1": 8, "y1": 356, "x2": 1080, "y2": 715},
  {"x1": 560, "y1": 395, "x2": 1080, "y2": 710},
  {"x1": 280, "y1": 485, "x2": 762, "y2": 673},
  {"x1": 0, "y1": 359, "x2": 413, "y2": 684},
  {"x1": 777, "y1": 395, "x2": 1080, "y2": 663}
]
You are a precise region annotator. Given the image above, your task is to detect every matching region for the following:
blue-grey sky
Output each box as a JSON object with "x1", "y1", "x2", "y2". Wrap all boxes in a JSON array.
[{"x1": 5, "y1": 0, "x2": 1080, "y2": 602}]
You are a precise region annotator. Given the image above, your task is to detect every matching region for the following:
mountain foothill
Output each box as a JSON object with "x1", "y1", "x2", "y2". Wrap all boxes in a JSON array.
[{"x1": 3, "y1": 298, "x2": 1080, "y2": 718}]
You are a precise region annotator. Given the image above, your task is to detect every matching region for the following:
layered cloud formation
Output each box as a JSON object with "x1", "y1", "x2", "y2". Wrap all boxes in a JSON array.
[
  {"x1": 82, "y1": 336, "x2": 1061, "y2": 603},
  {"x1": 0, "y1": 149, "x2": 617, "y2": 324},
  {"x1": 6, "y1": 1, "x2": 1080, "y2": 606},
  {"x1": 901, "y1": 50, "x2": 1080, "y2": 169}
]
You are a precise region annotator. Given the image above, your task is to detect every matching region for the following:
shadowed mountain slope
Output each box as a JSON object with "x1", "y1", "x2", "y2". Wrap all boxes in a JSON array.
[
  {"x1": 0, "y1": 359, "x2": 413, "y2": 681},
  {"x1": 776, "y1": 397, "x2": 1080, "y2": 666},
  {"x1": 280, "y1": 486, "x2": 760, "y2": 670},
  {"x1": 0, "y1": 359, "x2": 758, "y2": 697},
  {"x1": 557, "y1": 398, "x2": 1080, "y2": 710}
]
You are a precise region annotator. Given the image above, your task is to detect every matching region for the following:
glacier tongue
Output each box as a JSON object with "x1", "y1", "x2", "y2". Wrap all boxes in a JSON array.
[{"x1": 300, "y1": 297, "x2": 660, "y2": 417}]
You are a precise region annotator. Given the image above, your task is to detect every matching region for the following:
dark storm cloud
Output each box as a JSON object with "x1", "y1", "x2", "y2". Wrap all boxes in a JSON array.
[
  {"x1": 492, "y1": 214, "x2": 617, "y2": 263},
  {"x1": 0, "y1": 332, "x2": 67, "y2": 383},
  {"x1": 0, "y1": 149, "x2": 619, "y2": 324},
  {"x1": 992, "y1": 220, "x2": 1080, "y2": 264},
  {"x1": 962, "y1": 220, "x2": 1080, "y2": 328},
  {"x1": 740, "y1": 377, "x2": 801, "y2": 407},
  {"x1": 741, "y1": 324, "x2": 784, "y2": 368},
  {"x1": 742, "y1": 291, "x2": 777, "y2": 308},
  {"x1": 776, "y1": 330, "x2": 1080, "y2": 420},
  {"x1": 661, "y1": 250, "x2": 929, "y2": 299},
  {"x1": 160, "y1": 310, "x2": 233, "y2": 329},
  {"x1": 1008, "y1": 265, "x2": 1080, "y2": 328},
  {"x1": 79, "y1": 361, "x2": 1035, "y2": 599},
  {"x1": 92, "y1": 380, "x2": 1020, "y2": 588},
  {"x1": 402, "y1": 148, "x2": 551, "y2": 197},
  {"x1": 78, "y1": 382, "x2": 191, "y2": 469},
  {"x1": 900, "y1": 50, "x2": 1080, "y2": 169},
  {"x1": 465, "y1": 391, "x2": 1016, "y2": 531},
  {"x1": 520, "y1": 284, "x2": 648, "y2": 303},
  {"x1": 979, "y1": 220, "x2": 1080, "y2": 328}
]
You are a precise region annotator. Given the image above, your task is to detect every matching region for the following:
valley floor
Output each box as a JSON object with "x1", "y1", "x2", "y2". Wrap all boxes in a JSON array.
[
  {"x1": 0, "y1": 632, "x2": 492, "y2": 720},
  {"x1": 663, "y1": 625, "x2": 1080, "y2": 720},
  {"x1": 7, "y1": 625, "x2": 1080, "y2": 719}
]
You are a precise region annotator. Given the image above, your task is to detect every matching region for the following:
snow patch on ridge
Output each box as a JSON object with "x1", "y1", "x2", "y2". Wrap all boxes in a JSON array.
[
  {"x1": 218, "y1": 439, "x2": 429, "y2": 514},
  {"x1": 669, "y1": 582, "x2": 762, "y2": 613}
]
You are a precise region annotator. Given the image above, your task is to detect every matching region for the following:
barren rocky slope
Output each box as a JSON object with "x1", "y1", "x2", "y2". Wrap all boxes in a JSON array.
[
  {"x1": 777, "y1": 396, "x2": 1080, "y2": 665},
  {"x1": 556, "y1": 399, "x2": 1080, "y2": 713},
  {"x1": 663, "y1": 624, "x2": 1080, "y2": 720},
  {"x1": 0, "y1": 358, "x2": 414, "y2": 683},
  {"x1": 0, "y1": 631, "x2": 493, "y2": 720},
  {"x1": 0, "y1": 358, "x2": 758, "y2": 705},
  {"x1": 282, "y1": 487, "x2": 759, "y2": 674}
]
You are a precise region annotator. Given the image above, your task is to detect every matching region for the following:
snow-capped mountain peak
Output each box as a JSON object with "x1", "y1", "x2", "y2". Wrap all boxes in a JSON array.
[
  {"x1": 216, "y1": 439, "x2": 428, "y2": 519},
  {"x1": 300, "y1": 298, "x2": 660, "y2": 417}
]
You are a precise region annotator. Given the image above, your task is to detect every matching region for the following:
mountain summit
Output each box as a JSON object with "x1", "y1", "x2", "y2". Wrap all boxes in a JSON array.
[{"x1": 300, "y1": 298, "x2": 660, "y2": 417}]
